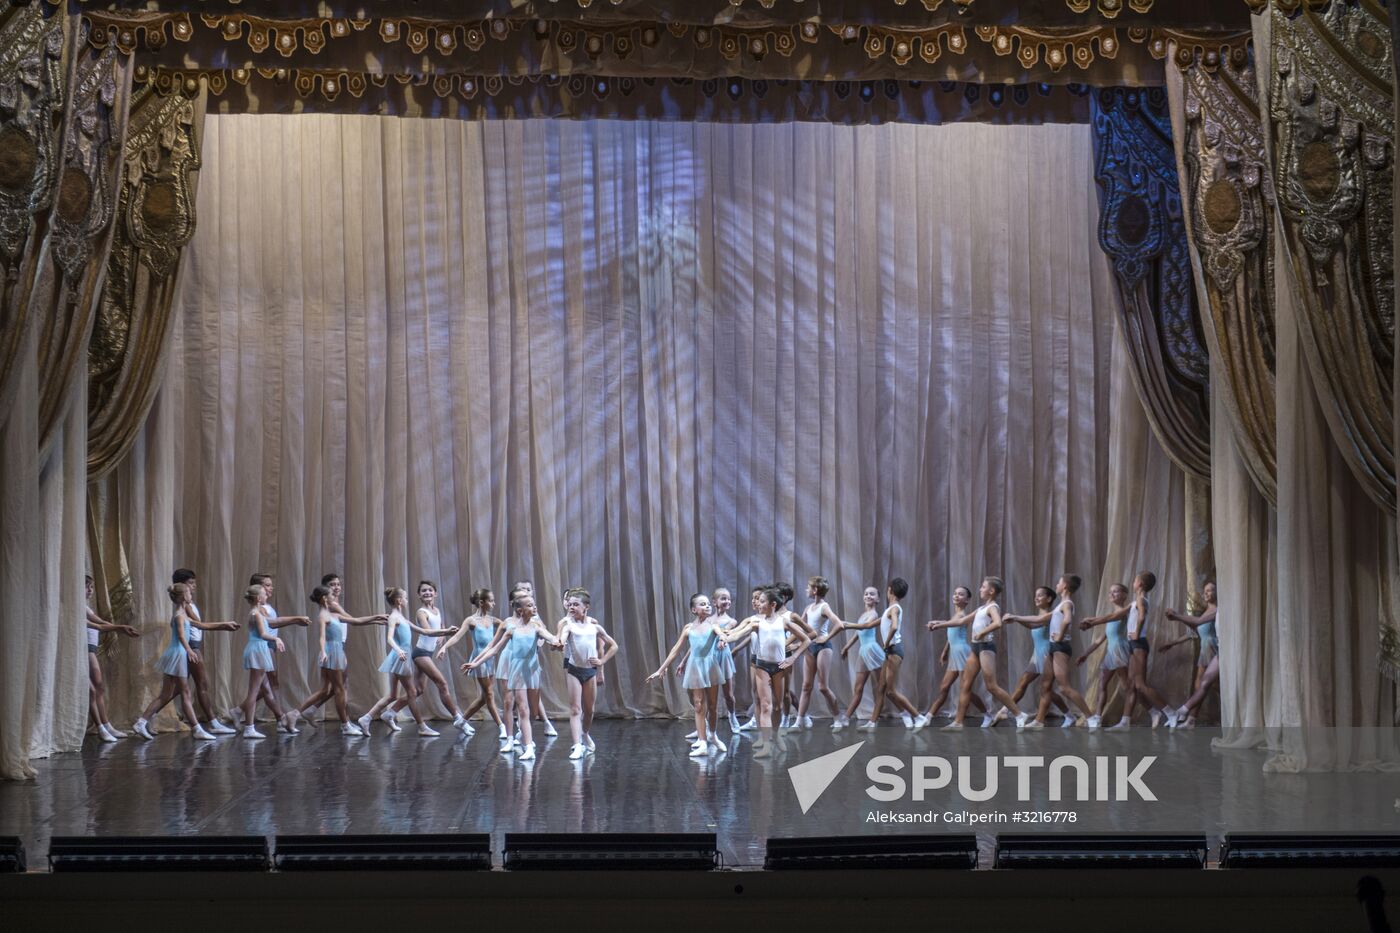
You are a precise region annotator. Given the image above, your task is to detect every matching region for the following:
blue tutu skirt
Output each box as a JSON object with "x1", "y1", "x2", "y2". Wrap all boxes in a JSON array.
[
  {"x1": 322, "y1": 642, "x2": 348, "y2": 671},
  {"x1": 1102, "y1": 636, "x2": 1131, "y2": 671},
  {"x1": 156, "y1": 644, "x2": 188, "y2": 678},
  {"x1": 379, "y1": 650, "x2": 412, "y2": 677},
  {"x1": 716, "y1": 644, "x2": 736, "y2": 679},
  {"x1": 242, "y1": 640, "x2": 275, "y2": 671},
  {"x1": 858, "y1": 642, "x2": 886, "y2": 673},
  {"x1": 506, "y1": 655, "x2": 540, "y2": 691},
  {"x1": 468, "y1": 648, "x2": 495, "y2": 679},
  {"x1": 947, "y1": 641, "x2": 973, "y2": 672},
  {"x1": 682, "y1": 654, "x2": 724, "y2": 689}
]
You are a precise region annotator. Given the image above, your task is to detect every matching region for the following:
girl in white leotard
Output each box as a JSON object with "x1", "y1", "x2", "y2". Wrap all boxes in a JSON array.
[
  {"x1": 873, "y1": 578, "x2": 921, "y2": 728},
  {"x1": 556, "y1": 589, "x2": 618, "y2": 759},
  {"x1": 795, "y1": 576, "x2": 843, "y2": 728},
  {"x1": 649, "y1": 593, "x2": 729, "y2": 757},
  {"x1": 84, "y1": 575, "x2": 141, "y2": 742},
  {"x1": 1164, "y1": 581, "x2": 1219, "y2": 728},
  {"x1": 1120, "y1": 571, "x2": 1178, "y2": 729},
  {"x1": 719, "y1": 587, "x2": 810, "y2": 758},
  {"x1": 406, "y1": 581, "x2": 472, "y2": 735}
]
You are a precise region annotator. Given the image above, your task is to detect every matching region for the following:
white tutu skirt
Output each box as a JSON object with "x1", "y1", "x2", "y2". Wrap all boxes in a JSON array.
[
  {"x1": 858, "y1": 642, "x2": 886, "y2": 672},
  {"x1": 1028, "y1": 642, "x2": 1049, "y2": 674},
  {"x1": 1102, "y1": 636, "x2": 1132, "y2": 671},
  {"x1": 1199, "y1": 635, "x2": 1218, "y2": 665},
  {"x1": 242, "y1": 640, "x2": 275, "y2": 671},
  {"x1": 322, "y1": 642, "x2": 348, "y2": 671},
  {"x1": 946, "y1": 641, "x2": 973, "y2": 672},
  {"x1": 379, "y1": 651, "x2": 412, "y2": 677},
  {"x1": 156, "y1": 644, "x2": 188, "y2": 678}
]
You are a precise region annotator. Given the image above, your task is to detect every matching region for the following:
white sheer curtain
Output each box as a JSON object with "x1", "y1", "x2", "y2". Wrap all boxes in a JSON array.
[{"x1": 97, "y1": 114, "x2": 1188, "y2": 725}]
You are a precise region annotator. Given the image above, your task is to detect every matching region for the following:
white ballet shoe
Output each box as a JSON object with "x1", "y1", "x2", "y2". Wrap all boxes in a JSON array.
[
  {"x1": 417, "y1": 724, "x2": 440, "y2": 737},
  {"x1": 498, "y1": 723, "x2": 509, "y2": 739},
  {"x1": 357, "y1": 714, "x2": 373, "y2": 736},
  {"x1": 857, "y1": 720, "x2": 877, "y2": 731},
  {"x1": 1061, "y1": 715, "x2": 1077, "y2": 729},
  {"x1": 584, "y1": 734, "x2": 596, "y2": 752},
  {"x1": 453, "y1": 715, "x2": 470, "y2": 735},
  {"x1": 381, "y1": 710, "x2": 402, "y2": 732},
  {"x1": 913, "y1": 713, "x2": 931, "y2": 730},
  {"x1": 942, "y1": 720, "x2": 965, "y2": 731},
  {"x1": 542, "y1": 719, "x2": 558, "y2": 737},
  {"x1": 517, "y1": 742, "x2": 536, "y2": 761},
  {"x1": 242, "y1": 725, "x2": 264, "y2": 739},
  {"x1": 738, "y1": 717, "x2": 758, "y2": 731},
  {"x1": 133, "y1": 719, "x2": 154, "y2": 740},
  {"x1": 227, "y1": 707, "x2": 245, "y2": 728},
  {"x1": 499, "y1": 738, "x2": 515, "y2": 755},
  {"x1": 207, "y1": 720, "x2": 236, "y2": 735},
  {"x1": 980, "y1": 714, "x2": 995, "y2": 729},
  {"x1": 1150, "y1": 708, "x2": 1164, "y2": 729},
  {"x1": 991, "y1": 706, "x2": 1009, "y2": 725},
  {"x1": 901, "y1": 713, "x2": 915, "y2": 729},
  {"x1": 280, "y1": 711, "x2": 301, "y2": 735},
  {"x1": 831, "y1": 716, "x2": 848, "y2": 732},
  {"x1": 1086, "y1": 714, "x2": 1101, "y2": 730},
  {"x1": 97, "y1": 724, "x2": 118, "y2": 742},
  {"x1": 1106, "y1": 719, "x2": 1130, "y2": 731},
  {"x1": 569, "y1": 743, "x2": 587, "y2": 760},
  {"x1": 728, "y1": 713, "x2": 742, "y2": 732},
  {"x1": 685, "y1": 730, "x2": 699, "y2": 741},
  {"x1": 105, "y1": 724, "x2": 130, "y2": 738},
  {"x1": 709, "y1": 735, "x2": 727, "y2": 753},
  {"x1": 193, "y1": 724, "x2": 216, "y2": 740},
  {"x1": 340, "y1": 722, "x2": 364, "y2": 736},
  {"x1": 689, "y1": 742, "x2": 708, "y2": 758},
  {"x1": 1021, "y1": 718, "x2": 1044, "y2": 731},
  {"x1": 1176, "y1": 705, "x2": 1191, "y2": 722},
  {"x1": 1165, "y1": 708, "x2": 1181, "y2": 729},
  {"x1": 802, "y1": 716, "x2": 814, "y2": 729},
  {"x1": 1015, "y1": 712, "x2": 1031, "y2": 729},
  {"x1": 690, "y1": 739, "x2": 707, "y2": 753}
]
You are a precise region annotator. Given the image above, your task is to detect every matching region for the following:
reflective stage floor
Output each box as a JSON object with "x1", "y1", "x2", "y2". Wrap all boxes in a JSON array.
[{"x1": 3, "y1": 718, "x2": 1397, "y2": 868}]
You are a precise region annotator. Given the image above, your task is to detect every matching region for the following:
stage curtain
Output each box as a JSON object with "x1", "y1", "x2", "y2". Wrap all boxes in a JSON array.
[
  {"x1": 0, "y1": 10, "x2": 134, "y2": 781},
  {"x1": 94, "y1": 113, "x2": 1190, "y2": 730}
]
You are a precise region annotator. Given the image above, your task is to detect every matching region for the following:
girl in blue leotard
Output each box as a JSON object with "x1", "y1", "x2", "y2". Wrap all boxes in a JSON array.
[
  {"x1": 648, "y1": 593, "x2": 728, "y2": 757},
  {"x1": 920, "y1": 586, "x2": 988, "y2": 725},
  {"x1": 1164, "y1": 581, "x2": 1220, "y2": 728},
  {"x1": 464, "y1": 591, "x2": 561, "y2": 761},
  {"x1": 438, "y1": 587, "x2": 505, "y2": 738}
]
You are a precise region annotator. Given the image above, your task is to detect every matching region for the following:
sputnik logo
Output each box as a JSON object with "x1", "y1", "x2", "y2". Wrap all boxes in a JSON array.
[{"x1": 787, "y1": 741, "x2": 865, "y2": 814}]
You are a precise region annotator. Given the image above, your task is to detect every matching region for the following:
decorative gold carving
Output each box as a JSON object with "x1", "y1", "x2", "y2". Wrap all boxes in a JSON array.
[
  {"x1": 1269, "y1": 1, "x2": 1394, "y2": 511},
  {"x1": 197, "y1": 14, "x2": 367, "y2": 57},
  {"x1": 82, "y1": 11, "x2": 192, "y2": 54},
  {"x1": 1179, "y1": 47, "x2": 1277, "y2": 503},
  {"x1": 0, "y1": 6, "x2": 65, "y2": 266},
  {"x1": 975, "y1": 25, "x2": 1118, "y2": 71}
]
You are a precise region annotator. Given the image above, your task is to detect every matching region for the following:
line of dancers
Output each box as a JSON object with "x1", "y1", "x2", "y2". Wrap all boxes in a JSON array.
[{"x1": 85, "y1": 568, "x2": 1220, "y2": 760}]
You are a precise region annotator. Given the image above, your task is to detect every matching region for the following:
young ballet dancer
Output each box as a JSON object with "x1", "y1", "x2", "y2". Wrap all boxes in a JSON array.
[
  {"x1": 1023, "y1": 575, "x2": 1093, "y2": 728},
  {"x1": 511, "y1": 580, "x2": 559, "y2": 738},
  {"x1": 465, "y1": 591, "x2": 562, "y2": 761},
  {"x1": 648, "y1": 593, "x2": 728, "y2": 757},
  {"x1": 406, "y1": 580, "x2": 474, "y2": 735},
  {"x1": 84, "y1": 575, "x2": 141, "y2": 741},
  {"x1": 998, "y1": 586, "x2": 1068, "y2": 727},
  {"x1": 917, "y1": 586, "x2": 988, "y2": 726},
  {"x1": 1121, "y1": 571, "x2": 1178, "y2": 728},
  {"x1": 1164, "y1": 581, "x2": 1219, "y2": 728},
  {"x1": 170, "y1": 569, "x2": 239, "y2": 735},
  {"x1": 557, "y1": 589, "x2": 618, "y2": 759},
  {"x1": 1078, "y1": 581, "x2": 1133, "y2": 729},
  {"x1": 235, "y1": 583, "x2": 299, "y2": 739},
  {"x1": 773, "y1": 582, "x2": 808, "y2": 729},
  {"x1": 356, "y1": 587, "x2": 457, "y2": 738},
  {"x1": 133, "y1": 583, "x2": 216, "y2": 740},
  {"x1": 436, "y1": 587, "x2": 505, "y2": 737},
  {"x1": 230, "y1": 573, "x2": 310, "y2": 733},
  {"x1": 293, "y1": 581, "x2": 386, "y2": 734},
  {"x1": 735, "y1": 586, "x2": 767, "y2": 731},
  {"x1": 827, "y1": 586, "x2": 886, "y2": 731},
  {"x1": 711, "y1": 587, "x2": 744, "y2": 732},
  {"x1": 795, "y1": 577, "x2": 843, "y2": 729},
  {"x1": 946, "y1": 576, "x2": 1029, "y2": 730},
  {"x1": 874, "y1": 578, "x2": 921, "y2": 728},
  {"x1": 719, "y1": 587, "x2": 809, "y2": 758}
]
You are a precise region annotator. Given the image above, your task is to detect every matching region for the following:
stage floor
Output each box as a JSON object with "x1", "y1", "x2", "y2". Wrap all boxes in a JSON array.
[{"x1": 3, "y1": 718, "x2": 1396, "y2": 868}]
